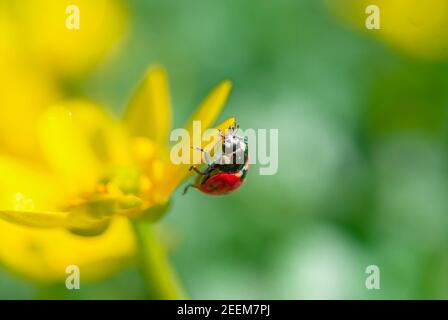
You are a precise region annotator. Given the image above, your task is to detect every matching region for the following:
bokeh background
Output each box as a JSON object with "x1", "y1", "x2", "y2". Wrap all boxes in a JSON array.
[{"x1": 2, "y1": 0, "x2": 448, "y2": 299}]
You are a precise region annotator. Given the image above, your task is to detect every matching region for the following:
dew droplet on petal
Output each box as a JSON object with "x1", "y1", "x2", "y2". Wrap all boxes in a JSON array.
[{"x1": 15, "y1": 192, "x2": 35, "y2": 211}]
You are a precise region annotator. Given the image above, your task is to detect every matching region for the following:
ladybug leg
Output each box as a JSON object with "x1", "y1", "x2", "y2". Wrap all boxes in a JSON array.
[
  {"x1": 182, "y1": 183, "x2": 198, "y2": 195},
  {"x1": 192, "y1": 145, "x2": 213, "y2": 164},
  {"x1": 204, "y1": 151, "x2": 213, "y2": 164},
  {"x1": 189, "y1": 165, "x2": 206, "y2": 175}
]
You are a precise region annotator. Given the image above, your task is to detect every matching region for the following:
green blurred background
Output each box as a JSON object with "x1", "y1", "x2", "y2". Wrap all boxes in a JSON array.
[{"x1": 2, "y1": 0, "x2": 448, "y2": 299}]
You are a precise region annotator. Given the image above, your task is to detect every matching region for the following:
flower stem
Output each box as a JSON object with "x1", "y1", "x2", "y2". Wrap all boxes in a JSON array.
[{"x1": 132, "y1": 221, "x2": 187, "y2": 300}]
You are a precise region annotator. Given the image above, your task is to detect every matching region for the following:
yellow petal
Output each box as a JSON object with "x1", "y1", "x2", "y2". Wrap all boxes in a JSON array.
[
  {"x1": 0, "y1": 194, "x2": 143, "y2": 233},
  {"x1": 183, "y1": 80, "x2": 232, "y2": 135},
  {"x1": 0, "y1": 210, "x2": 70, "y2": 228},
  {"x1": 38, "y1": 101, "x2": 130, "y2": 195},
  {"x1": 124, "y1": 65, "x2": 172, "y2": 147},
  {"x1": 0, "y1": 155, "x2": 67, "y2": 212},
  {"x1": 0, "y1": 217, "x2": 135, "y2": 283}
]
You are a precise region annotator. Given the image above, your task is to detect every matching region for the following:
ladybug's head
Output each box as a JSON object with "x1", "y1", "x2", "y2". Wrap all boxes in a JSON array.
[{"x1": 220, "y1": 125, "x2": 247, "y2": 165}]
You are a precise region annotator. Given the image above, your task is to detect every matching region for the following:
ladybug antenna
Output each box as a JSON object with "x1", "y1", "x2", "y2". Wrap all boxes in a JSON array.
[
  {"x1": 192, "y1": 146, "x2": 204, "y2": 152},
  {"x1": 230, "y1": 123, "x2": 240, "y2": 136},
  {"x1": 218, "y1": 129, "x2": 225, "y2": 139}
]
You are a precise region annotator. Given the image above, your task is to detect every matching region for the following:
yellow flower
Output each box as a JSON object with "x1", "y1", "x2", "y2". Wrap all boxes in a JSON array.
[
  {"x1": 0, "y1": 65, "x2": 234, "y2": 282},
  {"x1": 329, "y1": 0, "x2": 448, "y2": 60}
]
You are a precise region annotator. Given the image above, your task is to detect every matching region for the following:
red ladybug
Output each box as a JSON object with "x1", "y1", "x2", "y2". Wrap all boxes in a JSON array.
[{"x1": 183, "y1": 124, "x2": 249, "y2": 196}]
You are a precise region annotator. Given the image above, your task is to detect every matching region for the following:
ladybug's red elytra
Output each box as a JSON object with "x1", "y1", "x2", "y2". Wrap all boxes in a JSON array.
[{"x1": 183, "y1": 123, "x2": 249, "y2": 196}]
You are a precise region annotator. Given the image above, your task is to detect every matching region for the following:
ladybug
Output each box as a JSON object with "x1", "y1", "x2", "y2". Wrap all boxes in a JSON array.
[{"x1": 183, "y1": 123, "x2": 249, "y2": 196}]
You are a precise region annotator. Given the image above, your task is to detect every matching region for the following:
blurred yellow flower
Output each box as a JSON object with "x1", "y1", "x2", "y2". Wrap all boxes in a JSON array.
[
  {"x1": 0, "y1": 217, "x2": 135, "y2": 283},
  {"x1": 329, "y1": 0, "x2": 448, "y2": 60},
  {"x1": 0, "y1": 0, "x2": 135, "y2": 283},
  {"x1": 0, "y1": 65, "x2": 233, "y2": 282},
  {"x1": 3, "y1": 0, "x2": 128, "y2": 78}
]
